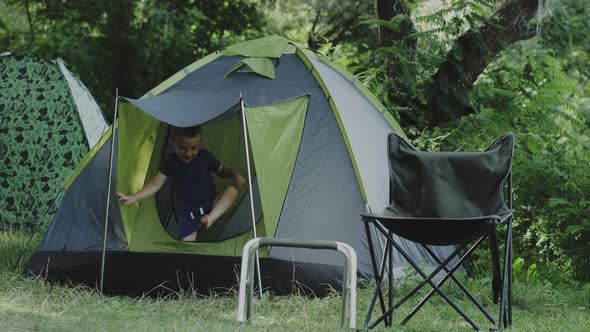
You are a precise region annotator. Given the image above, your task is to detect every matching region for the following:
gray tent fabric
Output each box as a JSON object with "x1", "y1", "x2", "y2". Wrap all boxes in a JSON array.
[
  {"x1": 125, "y1": 55, "x2": 315, "y2": 126},
  {"x1": 39, "y1": 135, "x2": 127, "y2": 251},
  {"x1": 270, "y1": 92, "x2": 368, "y2": 270},
  {"x1": 56, "y1": 58, "x2": 107, "y2": 148},
  {"x1": 311, "y1": 58, "x2": 392, "y2": 214}
]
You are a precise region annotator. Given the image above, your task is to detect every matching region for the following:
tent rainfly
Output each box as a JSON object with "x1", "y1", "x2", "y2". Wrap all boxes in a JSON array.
[{"x1": 25, "y1": 36, "x2": 454, "y2": 296}]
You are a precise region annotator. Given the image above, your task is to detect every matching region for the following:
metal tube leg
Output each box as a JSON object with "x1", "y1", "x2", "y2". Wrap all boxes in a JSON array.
[
  {"x1": 363, "y1": 219, "x2": 390, "y2": 327},
  {"x1": 367, "y1": 236, "x2": 391, "y2": 327},
  {"x1": 499, "y1": 221, "x2": 512, "y2": 331},
  {"x1": 341, "y1": 257, "x2": 350, "y2": 328},
  {"x1": 247, "y1": 247, "x2": 257, "y2": 322},
  {"x1": 374, "y1": 223, "x2": 480, "y2": 330},
  {"x1": 237, "y1": 240, "x2": 256, "y2": 323},
  {"x1": 508, "y1": 219, "x2": 513, "y2": 326},
  {"x1": 388, "y1": 230, "x2": 394, "y2": 325},
  {"x1": 368, "y1": 236, "x2": 469, "y2": 329},
  {"x1": 336, "y1": 243, "x2": 357, "y2": 329},
  {"x1": 423, "y1": 241, "x2": 496, "y2": 324},
  {"x1": 401, "y1": 236, "x2": 487, "y2": 327},
  {"x1": 348, "y1": 247, "x2": 357, "y2": 330}
]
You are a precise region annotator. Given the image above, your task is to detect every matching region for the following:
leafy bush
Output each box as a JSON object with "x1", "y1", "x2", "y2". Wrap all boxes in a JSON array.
[
  {"x1": 354, "y1": 0, "x2": 590, "y2": 284},
  {"x1": 411, "y1": 47, "x2": 589, "y2": 283}
]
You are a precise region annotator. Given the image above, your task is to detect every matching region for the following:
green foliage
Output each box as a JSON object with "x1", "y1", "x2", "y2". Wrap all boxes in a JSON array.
[
  {"x1": 0, "y1": 0, "x2": 265, "y2": 115},
  {"x1": 358, "y1": 0, "x2": 499, "y2": 125},
  {"x1": 516, "y1": 147, "x2": 590, "y2": 282},
  {"x1": 259, "y1": 0, "x2": 375, "y2": 61},
  {"x1": 349, "y1": 0, "x2": 590, "y2": 284},
  {"x1": 413, "y1": 44, "x2": 590, "y2": 283}
]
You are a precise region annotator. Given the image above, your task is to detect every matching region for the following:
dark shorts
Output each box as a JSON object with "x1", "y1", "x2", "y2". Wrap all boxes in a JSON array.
[{"x1": 178, "y1": 207, "x2": 210, "y2": 239}]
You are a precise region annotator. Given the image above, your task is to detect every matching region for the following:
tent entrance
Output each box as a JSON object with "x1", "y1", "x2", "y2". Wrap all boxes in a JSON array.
[
  {"x1": 117, "y1": 94, "x2": 310, "y2": 254},
  {"x1": 155, "y1": 103, "x2": 264, "y2": 242},
  {"x1": 118, "y1": 102, "x2": 265, "y2": 255}
]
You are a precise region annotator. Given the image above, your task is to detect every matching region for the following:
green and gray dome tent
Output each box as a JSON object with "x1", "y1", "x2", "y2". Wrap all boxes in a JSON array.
[
  {"x1": 26, "y1": 36, "x2": 454, "y2": 295},
  {"x1": 0, "y1": 53, "x2": 106, "y2": 229}
]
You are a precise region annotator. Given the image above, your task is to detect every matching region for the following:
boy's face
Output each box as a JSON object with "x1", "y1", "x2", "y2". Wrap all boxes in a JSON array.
[{"x1": 174, "y1": 134, "x2": 201, "y2": 164}]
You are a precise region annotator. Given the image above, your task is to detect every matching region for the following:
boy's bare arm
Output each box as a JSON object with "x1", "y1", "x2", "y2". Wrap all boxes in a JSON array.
[
  {"x1": 214, "y1": 165, "x2": 245, "y2": 187},
  {"x1": 117, "y1": 172, "x2": 167, "y2": 205}
]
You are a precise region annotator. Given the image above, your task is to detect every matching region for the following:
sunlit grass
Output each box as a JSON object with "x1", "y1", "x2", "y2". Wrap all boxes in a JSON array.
[{"x1": 1, "y1": 231, "x2": 589, "y2": 331}]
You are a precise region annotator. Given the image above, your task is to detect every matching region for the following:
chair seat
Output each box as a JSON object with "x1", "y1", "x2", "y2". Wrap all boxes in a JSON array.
[{"x1": 361, "y1": 213, "x2": 509, "y2": 246}]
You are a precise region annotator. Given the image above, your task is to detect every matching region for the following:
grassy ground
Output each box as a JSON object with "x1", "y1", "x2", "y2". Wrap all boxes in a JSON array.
[{"x1": 1, "y1": 231, "x2": 589, "y2": 331}]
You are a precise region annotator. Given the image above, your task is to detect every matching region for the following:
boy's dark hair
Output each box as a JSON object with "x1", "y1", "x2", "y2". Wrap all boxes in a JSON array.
[{"x1": 173, "y1": 126, "x2": 202, "y2": 140}]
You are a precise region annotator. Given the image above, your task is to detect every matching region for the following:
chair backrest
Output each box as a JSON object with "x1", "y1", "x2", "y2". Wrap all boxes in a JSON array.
[{"x1": 387, "y1": 132, "x2": 514, "y2": 219}]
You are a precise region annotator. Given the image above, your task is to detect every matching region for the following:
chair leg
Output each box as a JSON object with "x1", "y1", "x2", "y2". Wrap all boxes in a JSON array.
[
  {"x1": 422, "y1": 242, "x2": 496, "y2": 324},
  {"x1": 508, "y1": 219, "x2": 513, "y2": 326},
  {"x1": 401, "y1": 236, "x2": 488, "y2": 327},
  {"x1": 388, "y1": 230, "x2": 394, "y2": 324},
  {"x1": 365, "y1": 227, "x2": 470, "y2": 329},
  {"x1": 368, "y1": 238, "x2": 469, "y2": 329},
  {"x1": 363, "y1": 220, "x2": 391, "y2": 327},
  {"x1": 499, "y1": 219, "x2": 513, "y2": 331},
  {"x1": 366, "y1": 237, "x2": 391, "y2": 327},
  {"x1": 490, "y1": 228, "x2": 502, "y2": 304},
  {"x1": 373, "y1": 223, "x2": 480, "y2": 330}
]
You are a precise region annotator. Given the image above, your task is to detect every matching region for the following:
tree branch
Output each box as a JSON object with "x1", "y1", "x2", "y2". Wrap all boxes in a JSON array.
[
  {"x1": 24, "y1": 0, "x2": 35, "y2": 43},
  {"x1": 374, "y1": 0, "x2": 413, "y2": 45},
  {"x1": 307, "y1": 7, "x2": 322, "y2": 49},
  {"x1": 426, "y1": 0, "x2": 540, "y2": 126}
]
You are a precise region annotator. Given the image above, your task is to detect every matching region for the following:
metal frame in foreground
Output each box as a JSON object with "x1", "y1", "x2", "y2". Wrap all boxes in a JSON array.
[{"x1": 237, "y1": 237, "x2": 357, "y2": 329}]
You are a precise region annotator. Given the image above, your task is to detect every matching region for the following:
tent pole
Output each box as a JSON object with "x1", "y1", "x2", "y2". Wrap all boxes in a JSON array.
[
  {"x1": 240, "y1": 95, "x2": 263, "y2": 299},
  {"x1": 100, "y1": 88, "x2": 119, "y2": 294}
]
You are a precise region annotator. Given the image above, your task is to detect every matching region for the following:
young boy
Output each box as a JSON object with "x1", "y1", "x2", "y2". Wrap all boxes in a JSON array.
[{"x1": 117, "y1": 126, "x2": 245, "y2": 241}]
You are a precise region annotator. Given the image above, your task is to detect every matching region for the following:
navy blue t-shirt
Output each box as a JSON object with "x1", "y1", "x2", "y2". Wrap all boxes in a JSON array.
[{"x1": 159, "y1": 149, "x2": 220, "y2": 216}]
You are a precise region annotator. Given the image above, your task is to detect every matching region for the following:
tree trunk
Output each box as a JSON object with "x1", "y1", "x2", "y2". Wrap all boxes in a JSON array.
[
  {"x1": 103, "y1": 1, "x2": 135, "y2": 121},
  {"x1": 426, "y1": 0, "x2": 539, "y2": 126},
  {"x1": 374, "y1": 0, "x2": 418, "y2": 125}
]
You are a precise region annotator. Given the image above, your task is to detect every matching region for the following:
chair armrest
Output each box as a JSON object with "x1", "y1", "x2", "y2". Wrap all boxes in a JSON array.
[{"x1": 361, "y1": 213, "x2": 510, "y2": 224}]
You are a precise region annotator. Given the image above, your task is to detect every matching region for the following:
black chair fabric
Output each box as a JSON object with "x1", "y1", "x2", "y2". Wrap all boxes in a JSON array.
[
  {"x1": 377, "y1": 132, "x2": 514, "y2": 245},
  {"x1": 361, "y1": 132, "x2": 515, "y2": 330}
]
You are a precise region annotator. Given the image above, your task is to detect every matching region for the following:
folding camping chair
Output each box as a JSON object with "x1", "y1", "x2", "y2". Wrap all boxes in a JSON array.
[{"x1": 362, "y1": 132, "x2": 514, "y2": 331}]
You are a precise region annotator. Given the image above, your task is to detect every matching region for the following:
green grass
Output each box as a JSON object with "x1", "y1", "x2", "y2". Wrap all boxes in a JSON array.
[{"x1": 1, "y1": 231, "x2": 589, "y2": 331}]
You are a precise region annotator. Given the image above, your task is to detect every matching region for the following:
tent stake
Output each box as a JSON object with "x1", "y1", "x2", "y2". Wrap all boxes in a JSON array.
[
  {"x1": 240, "y1": 95, "x2": 263, "y2": 299},
  {"x1": 100, "y1": 89, "x2": 119, "y2": 294}
]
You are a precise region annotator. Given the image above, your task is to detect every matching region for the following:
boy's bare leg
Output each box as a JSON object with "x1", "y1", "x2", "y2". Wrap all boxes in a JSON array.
[
  {"x1": 201, "y1": 185, "x2": 238, "y2": 229},
  {"x1": 181, "y1": 232, "x2": 197, "y2": 241}
]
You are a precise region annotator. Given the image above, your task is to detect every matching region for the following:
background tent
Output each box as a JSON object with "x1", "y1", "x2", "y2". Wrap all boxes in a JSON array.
[
  {"x1": 26, "y1": 36, "x2": 454, "y2": 296},
  {"x1": 0, "y1": 53, "x2": 106, "y2": 229}
]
